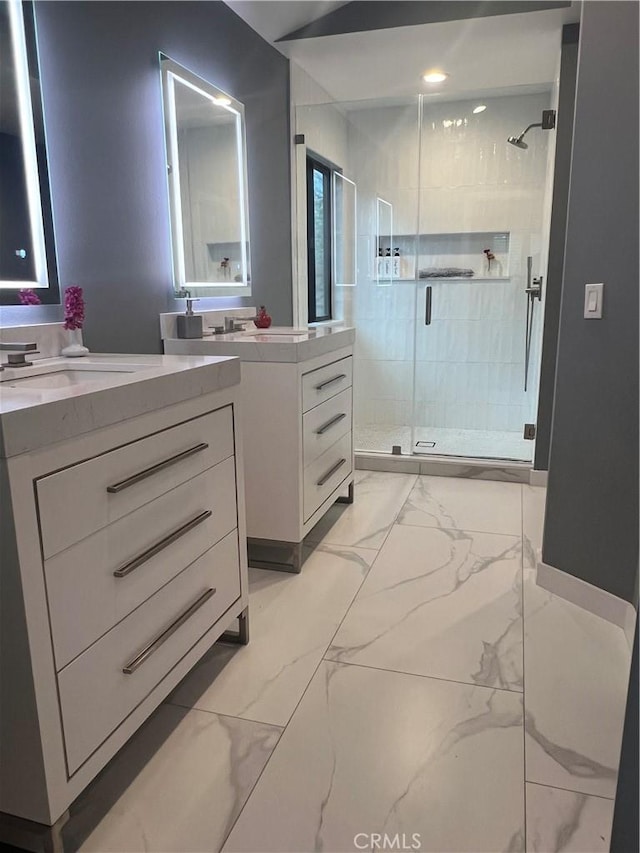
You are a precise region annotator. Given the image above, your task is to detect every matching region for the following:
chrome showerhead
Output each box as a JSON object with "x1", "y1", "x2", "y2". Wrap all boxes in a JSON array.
[
  {"x1": 507, "y1": 135, "x2": 528, "y2": 149},
  {"x1": 507, "y1": 109, "x2": 556, "y2": 151}
]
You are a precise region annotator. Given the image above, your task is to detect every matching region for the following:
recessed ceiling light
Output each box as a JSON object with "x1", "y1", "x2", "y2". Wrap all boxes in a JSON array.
[
  {"x1": 213, "y1": 95, "x2": 232, "y2": 106},
  {"x1": 473, "y1": 104, "x2": 487, "y2": 114},
  {"x1": 422, "y1": 70, "x2": 448, "y2": 84}
]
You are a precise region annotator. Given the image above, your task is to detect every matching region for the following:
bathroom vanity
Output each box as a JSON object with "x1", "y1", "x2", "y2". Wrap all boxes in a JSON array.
[
  {"x1": 162, "y1": 313, "x2": 355, "y2": 571},
  {"x1": 0, "y1": 351, "x2": 249, "y2": 834}
]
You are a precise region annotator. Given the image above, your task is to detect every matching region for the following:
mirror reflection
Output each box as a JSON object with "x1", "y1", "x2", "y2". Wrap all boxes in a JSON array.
[
  {"x1": 333, "y1": 173, "x2": 357, "y2": 287},
  {"x1": 161, "y1": 56, "x2": 251, "y2": 296},
  {"x1": 0, "y1": 0, "x2": 59, "y2": 304}
]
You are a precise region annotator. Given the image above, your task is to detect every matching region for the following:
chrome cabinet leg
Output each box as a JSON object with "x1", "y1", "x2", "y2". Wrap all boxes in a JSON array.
[
  {"x1": 335, "y1": 481, "x2": 355, "y2": 504},
  {"x1": 220, "y1": 607, "x2": 250, "y2": 645}
]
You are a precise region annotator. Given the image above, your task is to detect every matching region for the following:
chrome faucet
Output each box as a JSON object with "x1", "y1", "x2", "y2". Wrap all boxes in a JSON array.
[
  {"x1": 0, "y1": 341, "x2": 39, "y2": 370},
  {"x1": 223, "y1": 315, "x2": 258, "y2": 332}
]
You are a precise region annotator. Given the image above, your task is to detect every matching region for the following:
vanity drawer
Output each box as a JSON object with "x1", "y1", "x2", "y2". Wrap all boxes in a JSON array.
[
  {"x1": 301, "y1": 356, "x2": 352, "y2": 413},
  {"x1": 37, "y1": 406, "x2": 234, "y2": 559},
  {"x1": 45, "y1": 457, "x2": 237, "y2": 671},
  {"x1": 58, "y1": 530, "x2": 241, "y2": 775},
  {"x1": 303, "y1": 431, "x2": 353, "y2": 522},
  {"x1": 303, "y1": 387, "x2": 352, "y2": 468}
]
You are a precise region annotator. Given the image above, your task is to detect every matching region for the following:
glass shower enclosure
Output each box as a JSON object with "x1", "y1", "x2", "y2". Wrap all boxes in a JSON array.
[{"x1": 298, "y1": 87, "x2": 555, "y2": 463}]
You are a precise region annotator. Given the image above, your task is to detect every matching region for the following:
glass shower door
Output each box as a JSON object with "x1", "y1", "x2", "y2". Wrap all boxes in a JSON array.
[
  {"x1": 409, "y1": 91, "x2": 554, "y2": 462},
  {"x1": 335, "y1": 95, "x2": 421, "y2": 456}
]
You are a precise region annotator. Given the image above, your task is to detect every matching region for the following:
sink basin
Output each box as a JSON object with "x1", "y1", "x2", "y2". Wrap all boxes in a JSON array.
[{"x1": 0, "y1": 361, "x2": 151, "y2": 390}]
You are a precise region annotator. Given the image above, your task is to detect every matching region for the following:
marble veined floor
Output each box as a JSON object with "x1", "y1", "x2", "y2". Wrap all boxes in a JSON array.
[{"x1": 58, "y1": 472, "x2": 632, "y2": 853}]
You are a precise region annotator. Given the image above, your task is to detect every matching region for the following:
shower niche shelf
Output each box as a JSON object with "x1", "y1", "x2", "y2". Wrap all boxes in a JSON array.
[{"x1": 377, "y1": 230, "x2": 510, "y2": 282}]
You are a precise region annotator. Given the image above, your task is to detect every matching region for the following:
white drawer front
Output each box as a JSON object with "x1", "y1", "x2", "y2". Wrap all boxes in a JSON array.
[
  {"x1": 303, "y1": 388, "x2": 352, "y2": 468},
  {"x1": 303, "y1": 431, "x2": 353, "y2": 522},
  {"x1": 37, "y1": 406, "x2": 234, "y2": 559},
  {"x1": 58, "y1": 530, "x2": 241, "y2": 775},
  {"x1": 301, "y1": 356, "x2": 352, "y2": 413},
  {"x1": 46, "y1": 457, "x2": 237, "y2": 671}
]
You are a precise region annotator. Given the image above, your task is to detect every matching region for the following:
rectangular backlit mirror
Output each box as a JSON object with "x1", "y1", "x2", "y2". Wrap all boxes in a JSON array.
[
  {"x1": 160, "y1": 56, "x2": 251, "y2": 297},
  {"x1": 0, "y1": 0, "x2": 59, "y2": 304}
]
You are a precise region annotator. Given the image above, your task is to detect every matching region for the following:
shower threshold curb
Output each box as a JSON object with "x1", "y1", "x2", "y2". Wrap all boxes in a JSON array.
[{"x1": 355, "y1": 451, "x2": 531, "y2": 483}]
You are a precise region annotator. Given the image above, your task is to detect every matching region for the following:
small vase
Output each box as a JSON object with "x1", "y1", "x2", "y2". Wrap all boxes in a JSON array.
[
  {"x1": 254, "y1": 306, "x2": 272, "y2": 329},
  {"x1": 61, "y1": 327, "x2": 89, "y2": 357}
]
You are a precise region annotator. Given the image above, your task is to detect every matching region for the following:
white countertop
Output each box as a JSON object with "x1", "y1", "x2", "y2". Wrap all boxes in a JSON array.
[
  {"x1": 0, "y1": 353, "x2": 240, "y2": 458},
  {"x1": 163, "y1": 324, "x2": 356, "y2": 363}
]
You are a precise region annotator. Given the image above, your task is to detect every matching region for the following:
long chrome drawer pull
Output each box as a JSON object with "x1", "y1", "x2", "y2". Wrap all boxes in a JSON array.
[
  {"x1": 315, "y1": 412, "x2": 347, "y2": 436},
  {"x1": 122, "y1": 588, "x2": 216, "y2": 675},
  {"x1": 106, "y1": 443, "x2": 209, "y2": 493},
  {"x1": 314, "y1": 373, "x2": 346, "y2": 392},
  {"x1": 316, "y1": 458, "x2": 347, "y2": 486},
  {"x1": 113, "y1": 510, "x2": 213, "y2": 578}
]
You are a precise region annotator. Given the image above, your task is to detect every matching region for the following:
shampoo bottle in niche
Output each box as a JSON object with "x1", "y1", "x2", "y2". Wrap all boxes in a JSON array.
[
  {"x1": 392, "y1": 248, "x2": 401, "y2": 279},
  {"x1": 177, "y1": 298, "x2": 203, "y2": 339}
]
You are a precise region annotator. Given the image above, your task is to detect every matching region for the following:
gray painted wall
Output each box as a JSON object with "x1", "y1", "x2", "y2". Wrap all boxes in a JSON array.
[
  {"x1": 534, "y1": 24, "x2": 578, "y2": 471},
  {"x1": 542, "y1": 1, "x2": 639, "y2": 603},
  {"x1": 1, "y1": 1, "x2": 292, "y2": 352}
]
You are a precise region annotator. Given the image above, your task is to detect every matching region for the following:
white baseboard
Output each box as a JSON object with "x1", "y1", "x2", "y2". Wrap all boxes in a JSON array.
[
  {"x1": 529, "y1": 469, "x2": 548, "y2": 487},
  {"x1": 537, "y1": 560, "x2": 637, "y2": 649}
]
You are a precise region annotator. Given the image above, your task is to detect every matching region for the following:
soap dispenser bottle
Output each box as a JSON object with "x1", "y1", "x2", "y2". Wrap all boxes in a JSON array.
[{"x1": 177, "y1": 298, "x2": 203, "y2": 339}]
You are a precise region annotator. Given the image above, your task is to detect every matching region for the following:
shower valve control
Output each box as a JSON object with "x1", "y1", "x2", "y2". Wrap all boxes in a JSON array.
[{"x1": 584, "y1": 283, "x2": 604, "y2": 319}]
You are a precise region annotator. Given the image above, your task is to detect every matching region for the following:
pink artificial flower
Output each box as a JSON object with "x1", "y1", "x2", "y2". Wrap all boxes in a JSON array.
[
  {"x1": 18, "y1": 289, "x2": 41, "y2": 305},
  {"x1": 64, "y1": 286, "x2": 85, "y2": 330}
]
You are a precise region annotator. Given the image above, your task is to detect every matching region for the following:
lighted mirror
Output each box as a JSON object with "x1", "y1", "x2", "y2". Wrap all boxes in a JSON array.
[
  {"x1": 333, "y1": 173, "x2": 357, "y2": 287},
  {"x1": 160, "y1": 56, "x2": 251, "y2": 296},
  {"x1": 376, "y1": 197, "x2": 393, "y2": 286},
  {"x1": 0, "y1": 0, "x2": 59, "y2": 304}
]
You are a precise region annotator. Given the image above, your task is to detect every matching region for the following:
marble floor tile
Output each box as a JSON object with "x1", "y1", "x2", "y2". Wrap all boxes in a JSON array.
[
  {"x1": 523, "y1": 568, "x2": 631, "y2": 799},
  {"x1": 398, "y1": 475, "x2": 523, "y2": 536},
  {"x1": 327, "y1": 524, "x2": 523, "y2": 691},
  {"x1": 168, "y1": 544, "x2": 376, "y2": 726},
  {"x1": 525, "y1": 783, "x2": 614, "y2": 852},
  {"x1": 224, "y1": 661, "x2": 525, "y2": 853},
  {"x1": 61, "y1": 704, "x2": 281, "y2": 852},
  {"x1": 305, "y1": 469, "x2": 418, "y2": 549},
  {"x1": 522, "y1": 485, "x2": 546, "y2": 569}
]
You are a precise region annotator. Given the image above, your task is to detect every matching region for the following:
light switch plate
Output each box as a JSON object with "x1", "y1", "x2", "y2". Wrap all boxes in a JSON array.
[{"x1": 584, "y1": 282, "x2": 604, "y2": 319}]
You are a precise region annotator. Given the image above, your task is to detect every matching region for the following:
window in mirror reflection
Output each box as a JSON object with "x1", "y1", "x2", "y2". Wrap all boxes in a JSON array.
[
  {"x1": 160, "y1": 56, "x2": 251, "y2": 296},
  {"x1": 0, "y1": 0, "x2": 59, "y2": 304}
]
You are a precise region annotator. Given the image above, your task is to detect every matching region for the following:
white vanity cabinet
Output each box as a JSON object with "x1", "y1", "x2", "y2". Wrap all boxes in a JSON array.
[
  {"x1": 162, "y1": 320, "x2": 356, "y2": 571},
  {"x1": 0, "y1": 354, "x2": 249, "y2": 831},
  {"x1": 240, "y1": 348, "x2": 354, "y2": 570}
]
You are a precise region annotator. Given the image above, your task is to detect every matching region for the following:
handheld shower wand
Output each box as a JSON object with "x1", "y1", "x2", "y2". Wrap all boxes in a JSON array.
[
  {"x1": 524, "y1": 256, "x2": 543, "y2": 392},
  {"x1": 508, "y1": 109, "x2": 556, "y2": 149}
]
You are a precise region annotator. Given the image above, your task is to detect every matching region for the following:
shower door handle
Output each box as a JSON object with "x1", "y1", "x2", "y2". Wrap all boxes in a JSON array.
[{"x1": 424, "y1": 286, "x2": 433, "y2": 325}]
